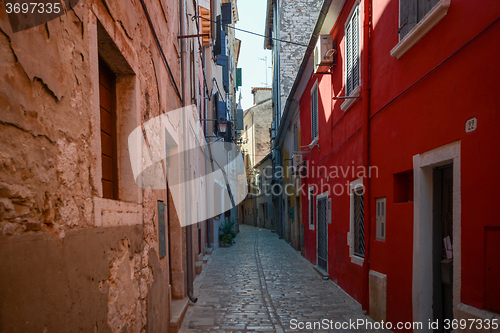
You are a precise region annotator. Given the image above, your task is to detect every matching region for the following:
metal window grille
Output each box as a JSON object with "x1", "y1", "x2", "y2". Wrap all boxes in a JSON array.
[
  {"x1": 353, "y1": 187, "x2": 365, "y2": 257},
  {"x1": 309, "y1": 188, "x2": 314, "y2": 227},
  {"x1": 345, "y1": 5, "x2": 360, "y2": 96},
  {"x1": 317, "y1": 197, "x2": 328, "y2": 270}
]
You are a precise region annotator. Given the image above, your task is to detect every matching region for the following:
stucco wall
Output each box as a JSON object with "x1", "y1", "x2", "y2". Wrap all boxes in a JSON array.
[{"x1": 0, "y1": 0, "x2": 183, "y2": 330}]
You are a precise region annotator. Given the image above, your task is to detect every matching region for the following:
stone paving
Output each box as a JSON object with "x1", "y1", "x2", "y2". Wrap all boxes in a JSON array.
[{"x1": 180, "y1": 225, "x2": 382, "y2": 333}]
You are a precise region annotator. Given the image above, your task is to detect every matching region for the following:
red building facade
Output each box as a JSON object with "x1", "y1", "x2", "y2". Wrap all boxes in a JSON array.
[{"x1": 294, "y1": 0, "x2": 500, "y2": 329}]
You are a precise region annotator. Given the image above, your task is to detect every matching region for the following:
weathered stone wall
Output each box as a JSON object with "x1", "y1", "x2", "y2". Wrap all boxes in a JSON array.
[
  {"x1": 279, "y1": 0, "x2": 322, "y2": 114},
  {"x1": 252, "y1": 99, "x2": 273, "y2": 166},
  {"x1": 252, "y1": 88, "x2": 272, "y2": 105},
  {"x1": 0, "y1": 0, "x2": 183, "y2": 331}
]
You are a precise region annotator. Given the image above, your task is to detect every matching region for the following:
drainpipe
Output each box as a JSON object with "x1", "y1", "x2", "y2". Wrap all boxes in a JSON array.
[
  {"x1": 180, "y1": 0, "x2": 198, "y2": 304},
  {"x1": 362, "y1": 0, "x2": 372, "y2": 313}
]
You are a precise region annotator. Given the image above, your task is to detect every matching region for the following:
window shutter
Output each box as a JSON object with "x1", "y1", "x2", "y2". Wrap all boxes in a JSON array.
[
  {"x1": 235, "y1": 108, "x2": 243, "y2": 131},
  {"x1": 236, "y1": 68, "x2": 242, "y2": 88},
  {"x1": 214, "y1": 92, "x2": 227, "y2": 123},
  {"x1": 220, "y1": 29, "x2": 227, "y2": 55},
  {"x1": 345, "y1": 19, "x2": 353, "y2": 96},
  {"x1": 158, "y1": 201, "x2": 166, "y2": 258},
  {"x1": 352, "y1": 7, "x2": 360, "y2": 91},
  {"x1": 221, "y1": 56, "x2": 229, "y2": 92},
  {"x1": 345, "y1": 6, "x2": 359, "y2": 96},
  {"x1": 311, "y1": 85, "x2": 318, "y2": 139},
  {"x1": 417, "y1": 0, "x2": 440, "y2": 22},
  {"x1": 217, "y1": 99, "x2": 227, "y2": 123},
  {"x1": 224, "y1": 123, "x2": 232, "y2": 142},
  {"x1": 213, "y1": 15, "x2": 222, "y2": 56},
  {"x1": 399, "y1": 1, "x2": 417, "y2": 39},
  {"x1": 221, "y1": 2, "x2": 232, "y2": 25}
]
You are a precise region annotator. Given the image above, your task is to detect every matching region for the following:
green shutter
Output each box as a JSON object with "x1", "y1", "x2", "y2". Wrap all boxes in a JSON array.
[
  {"x1": 236, "y1": 68, "x2": 242, "y2": 88},
  {"x1": 158, "y1": 201, "x2": 166, "y2": 259}
]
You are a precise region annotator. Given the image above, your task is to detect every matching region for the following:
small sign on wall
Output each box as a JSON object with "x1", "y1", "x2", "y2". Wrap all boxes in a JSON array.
[{"x1": 465, "y1": 117, "x2": 477, "y2": 133}]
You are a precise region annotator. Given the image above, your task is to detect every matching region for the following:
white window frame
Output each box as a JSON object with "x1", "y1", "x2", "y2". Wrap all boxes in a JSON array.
[
  {"x1": 348, "y1": 178, "x2": 364, "y2": 266},
  {"x1": 391, "y1": 0, "x2": 450, "y2": 59},
  {"x1": 341, "y1": 2, "x2": 361, "y2": 112},
  {"x1": 308, "y1": 186, "x2": 315, "y2": 230},
  {"x1": 310, "y1": 80, "x2": 319, "y2": 141}
]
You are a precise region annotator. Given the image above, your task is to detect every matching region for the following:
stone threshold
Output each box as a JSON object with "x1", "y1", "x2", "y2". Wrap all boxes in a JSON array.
[
  {"x1": 313, "y1": 265, "x2": 330, "y2": 280},
  {"x1": 169, "y1": 298, "x2": 189, "y2": 333}
]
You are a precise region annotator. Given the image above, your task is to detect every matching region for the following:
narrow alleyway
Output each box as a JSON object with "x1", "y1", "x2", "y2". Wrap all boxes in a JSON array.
[{"x1": 180, "y1": 225, "x2": 380, "y2": 332}]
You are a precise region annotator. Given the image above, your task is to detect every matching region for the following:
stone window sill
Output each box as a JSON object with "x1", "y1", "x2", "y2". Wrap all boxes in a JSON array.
[
  {"x1": 351, "y1": 254, "x2": 364, "y2": 266},
  {"x1": 94, "y1": 197, "x2": 142, "y2": 227},
  {"x1": 341, "y1": 86, "x2": 361, "y2": 112},
  {"x1": 391, "y1": 0, "x2": 451, "y2": 59}
]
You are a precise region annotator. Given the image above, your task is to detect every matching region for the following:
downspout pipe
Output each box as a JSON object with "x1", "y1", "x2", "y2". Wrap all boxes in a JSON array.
[
  {"x1": 361, "y1": 0, "x2": 372, "y2": 312},
  {"x1": 180, "y1": 0, "x2": 198, "y2": 304}
]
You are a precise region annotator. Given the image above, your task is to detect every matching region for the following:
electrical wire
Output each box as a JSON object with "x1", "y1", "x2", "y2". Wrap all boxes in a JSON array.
[{"x1": 192, "y1": 15, "x2": 308, "y2": 47}]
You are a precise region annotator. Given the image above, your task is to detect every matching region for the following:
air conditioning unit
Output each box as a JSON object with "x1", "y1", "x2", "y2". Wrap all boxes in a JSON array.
[{"x1": 314, "y1": 35, "x2": 336, "y2": 74}]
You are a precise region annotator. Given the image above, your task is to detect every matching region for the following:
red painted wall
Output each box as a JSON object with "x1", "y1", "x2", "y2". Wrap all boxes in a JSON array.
[
  {"x1": 369, "y1": 0, "x2": 500, "y2": 319},
  {"x1": 299, "y1": 0, "x2": 500, "y2": 327},
  {"x1": 300, "y1": 0, "x2": 366, "y2": 303}
]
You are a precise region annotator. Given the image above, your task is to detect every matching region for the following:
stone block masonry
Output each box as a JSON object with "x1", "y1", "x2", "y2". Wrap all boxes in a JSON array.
[{"x1": 278, "y1": 0, "x2": 323, "y2": 115}]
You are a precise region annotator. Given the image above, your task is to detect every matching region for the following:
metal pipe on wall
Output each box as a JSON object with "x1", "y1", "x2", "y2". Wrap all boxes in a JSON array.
[
  {"x1": 361, "y1": 0, "x2": 372, "y2": 312},
  {"x1": 180, "y1": 0, "x2": 198, "y2": 304}
]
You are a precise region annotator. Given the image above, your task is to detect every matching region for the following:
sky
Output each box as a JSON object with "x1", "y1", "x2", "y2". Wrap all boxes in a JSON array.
[{"x1": 235, "y1": 0, "x2": 273, "y2": 111}]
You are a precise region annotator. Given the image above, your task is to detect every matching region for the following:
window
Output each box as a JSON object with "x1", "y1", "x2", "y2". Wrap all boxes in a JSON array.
[
  {"x1": 99, "y1": 58, "x2": 118, "y2": 200},
  {"x1": 309, "y1": 186, "x2": 315, "y2": 230},
  {"x1": 353, "y1": 187, "x2": 365, "y2": 257},
  {"x1": 349, "y1": 178, "x2": 364, "y2": 265},
  {"x1": 311, "y1": 81, "x2": 318, "y2": 140},
  {"x1": 391, "y1": 0, "x2": 450, "y2": 59},
  {"x1": 399, "y1": 0, "x2": 439, "y2": 39},
  {"x1": 293, "y1": 123, "x2": 298, "y2": 152},
  {"x1": 345, "y1": 4, "x2": 360, "y2": 97}
]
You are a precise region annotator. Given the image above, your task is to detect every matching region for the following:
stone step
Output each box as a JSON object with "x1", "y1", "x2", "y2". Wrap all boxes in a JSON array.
[{"x1": 195, "y1": 261, "x2": 203, "y2": 275}]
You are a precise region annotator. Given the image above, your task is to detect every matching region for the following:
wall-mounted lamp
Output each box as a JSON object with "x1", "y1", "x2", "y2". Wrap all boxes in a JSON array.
[{"x1": 218, "y1": 122, "x2": 228, "y2": 134}]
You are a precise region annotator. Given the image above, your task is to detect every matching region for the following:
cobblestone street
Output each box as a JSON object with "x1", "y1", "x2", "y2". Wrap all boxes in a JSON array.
[{"x1": 180, "y1": 225, "x2": 380, "y2": 332}]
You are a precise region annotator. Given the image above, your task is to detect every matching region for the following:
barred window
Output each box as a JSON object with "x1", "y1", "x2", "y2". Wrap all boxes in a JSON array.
[{"x1": 353, "y1": 187, "x2": 365, "y2": 257}]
